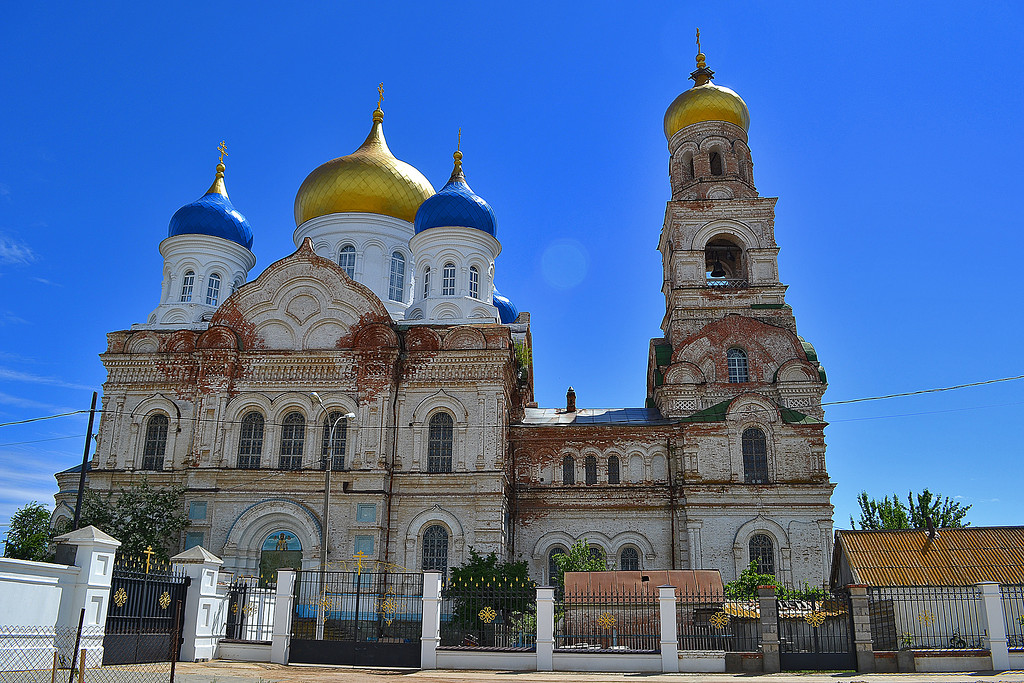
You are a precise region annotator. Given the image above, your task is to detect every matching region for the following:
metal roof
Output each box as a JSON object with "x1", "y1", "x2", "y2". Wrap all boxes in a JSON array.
[
  {"x1": 518, "y1": 407, "x2": 673, "y2": 427},
  {"x1": 835, "y1": 527, "x2": 1024, "y2": 586}
]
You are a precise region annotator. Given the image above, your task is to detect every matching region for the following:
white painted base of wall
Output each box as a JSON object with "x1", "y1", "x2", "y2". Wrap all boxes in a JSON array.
[
  {"x1": 217, "y1": 641, "x2": 272, "y2": 663},
  {"x1": 552, "y1": 652, "x2": 662, "y2": 673},
  {"x1": 1009, "y1": 651, "x2": 1024, "y2": 670},
  {"x1": 678, "y1": 651, "x2": 727, "y2": 672},
  {"x1": 436, "y1": 649, "x2": 536, "y2": 671},
  {"x1": 914, "y1": 653, "x2": 992, "y2": 672}
]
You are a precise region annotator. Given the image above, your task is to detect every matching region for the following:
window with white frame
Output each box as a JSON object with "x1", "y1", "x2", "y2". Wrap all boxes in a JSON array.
[
  {"x1": 180, "y1": 271, "x2": 195, "y2": 302},
  {"x1": 727, "y1": 348, "x2": 749, "y2": 383},
  {"x1": 469, "y1": 266, "x2": 480, "y2": 299},
  {"x1": 749, "y1": 534, "x2": 774, "y2": 574},
  {"x1": 388, "y1": 251, "x2": 405, "y2": 302},
  {"x1": 427, "y1": 412, "x2": 454, "y2": 473},
  {"x1": 422, "y1": 266, "x2": 430, "y2": 298},
  {"x1": 142, "y1": 414, "x2": 168, "y2": 470},
  {"x1": 339, "y1": 245, "x2": 356, "y2": 278},
  {"x1": 237, "y1": 411, "x2": 264, "y2": 469},
  {"x1": 442, "y1": 262, "x2": 456, "y2": 296},
  {"x1": 205, "y1": 273, "x2": 221, "y2": 306},
  {"x1": 279, "y1": 412, "x2": 305, "y2": 470}
]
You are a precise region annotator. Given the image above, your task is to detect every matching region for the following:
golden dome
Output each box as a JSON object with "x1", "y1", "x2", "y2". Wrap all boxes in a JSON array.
[
  {"x1": 294, "y1": 107, "x2": 435, "y2": 225},
  {"x1": 664, "y1": 51, "x2": 750, "y2": 140}
]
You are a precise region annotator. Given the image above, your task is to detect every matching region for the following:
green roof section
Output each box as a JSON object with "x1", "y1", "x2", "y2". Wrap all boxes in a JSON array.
[
  {"x1": 655, "y1": 343, "x2": 673, "y2": 367},
  {"x1": 678, "y1": 399, "x2": 731, "y2": 422},
  {"x1": 780, "y1": 406, "x2": 824, "y2": 424},
  {"x1": 797, "y1": 335, "x2": 819, "y2": 362}
]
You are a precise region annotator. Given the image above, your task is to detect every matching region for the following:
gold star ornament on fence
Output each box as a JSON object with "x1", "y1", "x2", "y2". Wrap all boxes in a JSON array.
[
  {"x1": 113, "y1": 587, "x2": 128, "y2": 608},
  {"x1": 158, "y1": 591, "x2": 172, "y2": 610},
  {"x1": 710, "y1": 611, "x2": 730, "y2": 629},
  {"x1": 597, "y1": 612, "x2": 616, "y2": 629},
  {"x1": 478, "y1": 606, "x2": 497, "y2": 623}
]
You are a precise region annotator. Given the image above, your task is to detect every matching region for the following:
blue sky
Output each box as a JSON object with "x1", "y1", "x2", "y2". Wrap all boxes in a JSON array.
[{"x1": 1, "y1": 2, "x2": 1022, "y2": 537}]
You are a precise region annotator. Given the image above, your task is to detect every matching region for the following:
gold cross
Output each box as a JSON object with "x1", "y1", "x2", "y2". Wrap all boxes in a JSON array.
[
  {"x1": 143, "y1": 545, "x2": 154, "y2": 574},
  {"x1": 217, "y1": 141, "x2": 228, "y2": 164},
  {"x1": 696, "y1": 28, "x2": 701, "y2": 54},
  {"x1": 377, "y1": 83, "x2": 384, "y2": 109},
  {"x1": 457, "y1": 128, "x2": 461, "y2": 152}
]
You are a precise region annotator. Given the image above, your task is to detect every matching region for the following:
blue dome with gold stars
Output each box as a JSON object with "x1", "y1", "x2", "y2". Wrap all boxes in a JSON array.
[
  {"x1": 414, "y1": 151, "x2": 496, "y2": 236},
  {"x1": 168, "y1": 162, "x2": 253, "y2": 249},
  {"x1": 493, "y1": 288, "x2": 518, "y2": 324}
]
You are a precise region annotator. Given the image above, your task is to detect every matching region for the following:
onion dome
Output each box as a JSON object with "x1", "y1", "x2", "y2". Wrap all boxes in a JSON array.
[
  {"x1": 168, "y1": 155, "x2": 253, "y2": 249},
  {"x1": 414, "y1": 148, "x2": 497, "y2": 236},
  {"x1": 293, "y1": 101, "x2": 435, "y2": 225},
  {"x1": 664, "y1": 48, "x2": 750, "y2": 140},
  {"x1": 493, "y1": 288, "x2": 518, "y2": 324}
]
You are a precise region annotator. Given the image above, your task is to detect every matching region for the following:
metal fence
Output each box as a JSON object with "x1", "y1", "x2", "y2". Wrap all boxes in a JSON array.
[
  {"x1": 867, "y1": 585, "x2": 984, "y2": 650},
  {"x1": 439, "y1": 575, "x2": 537, "y2": 650},
  {"x1": 556, "y1": 587, "x2": 659, "y2": 653},
  {"x1": 1002, "y1": 584, "x2": 1024, "y2": 650},
  {"x1": 676, "y1": 592, "x2": 761, "y2": 652},
  {"x1": 224, "y1": 576, "x2": 276, "y2": 642}
]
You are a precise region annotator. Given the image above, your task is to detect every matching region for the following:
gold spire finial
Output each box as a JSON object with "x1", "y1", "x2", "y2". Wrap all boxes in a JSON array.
[
  {"x1": 690, "y1": 28, "x2": 713, "y2": 86},
  {"x1": 372, "y1": 83, "x2": 385, "y2": 124},
  {"x1": 457, "y1": 127, "x2": 461, "y2": 153},
  {"x1": 206, "y1": 140, "x2": 229, "y2": 197},
  {"x1": 218, "y1": 140, "x2": 228, "y2": 164},
  {"x1": 450, "y1": 128, "x2": 464, "y2": 182}
]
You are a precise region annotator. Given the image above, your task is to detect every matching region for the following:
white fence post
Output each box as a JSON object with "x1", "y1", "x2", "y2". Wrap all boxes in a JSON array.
[
  {"x1": 536, "y1": 587, "x2": 554, "y2": 671},
  {"x1": 270, "y1": 569, "x2": 295, "y2": 665},
  {"x1": 977, "y1": 582, "x2": 1009, "y2": 671},
  {"x1": 658, "y1": 585, "x2": 679, "y2": 672},
  {"x1": 170, "y1": 546, "x2": 225, "y2": 662},
  {"x1": 420, "y1": 572, "x2": 442, "y2": 669}
]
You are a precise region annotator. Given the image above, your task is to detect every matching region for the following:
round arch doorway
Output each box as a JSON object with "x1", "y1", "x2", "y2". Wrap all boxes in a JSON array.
[{"x1": 259, "y1": 530, "x2": 302, "y2": 585}]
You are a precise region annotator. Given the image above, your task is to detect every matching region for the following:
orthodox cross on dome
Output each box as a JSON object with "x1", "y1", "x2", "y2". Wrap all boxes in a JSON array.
[
  {"x1": 696, "y1": 27, "x2": 701, "y2": 55},
  {"x1": 218, "y1": 140, "x2": 228, "y2": 164},
  {"x1": 377, "y1": 82, "x2": 384, "y2": 109},
  {"x1": 690, "y1": 27, "x2": 714, "y2": 85},
  {"x1": 457, "y1": 127, "x2": 461, "y2": 152}
]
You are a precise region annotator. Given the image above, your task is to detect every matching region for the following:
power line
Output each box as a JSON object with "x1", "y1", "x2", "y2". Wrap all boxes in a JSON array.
[
  {"x1": 821, "y1": 374, "x2": 1024, "y2": 406},
  {"x1": 0, "y1": 410, "x2": 91, "y2": 428},
  {"x1": 0, "y1": 434, "x2": 81, "y2": 447}
]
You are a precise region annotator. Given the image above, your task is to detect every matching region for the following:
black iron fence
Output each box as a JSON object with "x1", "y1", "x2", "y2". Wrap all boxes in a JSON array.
[
  {"x1": 1002, "y1": 584, "x2": 1024, "y2": 650},
  {"x1": 224, "y1": 576, "x2": 276, "y2": 642},
  {"x1": 867, "y1": 585, "x2": 984, "y2": 650},
  {"x1": 556, "y1": 587, "x2": 659, "y2": 653},
  {"x1": 439, "y1": 575, "x2": 537, "y2": 650},
  {"x1": 103, "y1": 563, "x2": 189, "y2": 666},
  {"x1": 291, "y1": 570, "x2": 423, "y2": 643},
  {"x1": 676, "y1": 591, "x2": 761, "y2": 651}
]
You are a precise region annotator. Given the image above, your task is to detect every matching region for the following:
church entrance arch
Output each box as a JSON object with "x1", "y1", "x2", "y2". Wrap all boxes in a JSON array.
[{"x1": 259, "y1": 530, "x2": 302, "y2": 585}]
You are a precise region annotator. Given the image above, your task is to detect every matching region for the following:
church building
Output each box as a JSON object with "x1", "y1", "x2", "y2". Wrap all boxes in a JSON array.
[{"x1": 54, "y1": 48, "x2": 836, "y2": 586}]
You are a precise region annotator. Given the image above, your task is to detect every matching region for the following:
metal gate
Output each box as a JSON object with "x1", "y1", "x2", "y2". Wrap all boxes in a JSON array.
[
  {"x1": 290, "y1": 570, "x2": 424, "y2": 667},
  {"x1": 778, "y1": 590, "x2": 856, "y2": 671},
  {"x1": 102, "y1": 558, "x2": 190, "y2": 664}
]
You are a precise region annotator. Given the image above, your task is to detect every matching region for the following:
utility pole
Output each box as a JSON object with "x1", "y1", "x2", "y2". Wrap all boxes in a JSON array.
[{"x1": 73, "y1": 392, "x2": 98, "y2": 529}]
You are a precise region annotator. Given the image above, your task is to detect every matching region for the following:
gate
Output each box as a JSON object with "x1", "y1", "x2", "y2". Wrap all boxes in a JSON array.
[
  {"x1": 290, "y1": 570, "x2": 424, "y2": 667},
  {"x1": 102, "y1": 557, "x2": 190, "y2": 664},
  {"x1": 778, "y1": 590, "x2": 856, "y2": 671}
]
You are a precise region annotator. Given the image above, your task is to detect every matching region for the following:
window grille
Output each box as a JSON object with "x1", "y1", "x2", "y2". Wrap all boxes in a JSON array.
[
  {"x1": 205, "y1": 273, "x2": 221, "y2": 306},
  {"x1": 442, "y1": 262, "x2": 456, "y2": 296},
  {"x1": 607, "y1": 455, "x2": 620, "y2": 484},
  {"x1": 742, "y1": 427, "x2": 769, "y2": 483},
  {"x1": 562, "y1": 455, "x2": 575, "y2": 485},
  {"x1": 469, "y1": 265, "x2": 480, "y2": 299},
  {"x1": 727, "y1": 348, "x2": 749, "y2": 383},
  {"x1": 584, "y1": 455, "x2": 597, "y2": 484},
  {"x1": 388, "y1": 251, "x2": 405, "y2": 301},
  {"x1": 588, "y1": 546, "x2": 606, "y2": 567},
  {"x1": 180, "y1": 271, "x2": 195, "y2": 302},
  {"x1": 421, "y1": 524, "x2": 449, "y2": 574},
  {"x1": 427, "y1": 412, "x2": 453, "y2": 473},
  {"x1": 749, "y1": 534, "x2": 774, "y2": 574},
  {"x1": 141, "y1": 414, "x2": 168, "y2": 470},
  {"x1": 237, "y1": 412, "x2": 263, "y2": 469},
  {"x1": 620, "y1": 547, "x2": 640, "y2": 571},
  {"x1": 548, "y1": 548, "x2": 566, "y2": 585},
  {"x1": 422, "y1": 266, "x2": 430, "y2": 298},
  {"x1": 279, "y1": 412, "x2": 305, "y2": 470},
  {"x1": 321, "y1": 411, "x2": 347, "y2": 471},
  {"x1": 338, "y1": 245, "x2": 356, "y2": 278}
]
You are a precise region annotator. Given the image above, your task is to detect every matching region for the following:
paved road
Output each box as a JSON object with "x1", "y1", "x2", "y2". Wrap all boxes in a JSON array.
[{"x1": 175, "y1": 661, "x2": 1024, "y2": 683}]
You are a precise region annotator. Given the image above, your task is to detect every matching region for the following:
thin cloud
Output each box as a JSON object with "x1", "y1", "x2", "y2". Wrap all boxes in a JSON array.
[
  {"x1": 0, "y1": 235, "x2": 35, "y2": 266},
  {"x1": 0, "y1": 311, "x2": 29, "y2": 326},
  {"x1": 0, "y1": 183, "x2": 10, "y2": 201},
  {"x1": 0, "y1": 391, "x2": 70, "y2": 412},
  {"x1": 0, "y1": 367, "x2": 95, "y2": 392},
  {"x1": 32, "y1": 277, "x2": 61, "y2": 287}
]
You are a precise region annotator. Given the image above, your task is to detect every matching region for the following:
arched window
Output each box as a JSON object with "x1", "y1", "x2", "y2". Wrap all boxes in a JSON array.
[
  {"x1": 180, "y1": 270, "x2": 195, "y2": 302},
  {"x1": 588, "y1": 546, "x2": 606, "y2": 567},
  {"x1": 421, "y1": 524, "x2": 449, "y2": 574},
  {"x1": 422, "y1": 266, "x2": 430, "y2": 298},
  {"x1": 427, "y1": 412, "x2": 454, "y2": 473},
  {"x1": 469, "y1": 266, "x2": 480, "y2": 299},
  {"x1": 142, "y1": 414, "x2": 168, "y2": 470},
  {"x1": 238, "y1": 412, "x2": 264, "y2": 469},
  {"x1": 607, "y1": 456, "x2": 620, "y2": 484},
  {"x1": 688, "y1": 154, "x2": 695, "y2": 179},
  {"x1": 205, "y1": 273, "x2": 221, "y2": 306},
  {"x1": 279, "y1": 412, "x2": 305, "y2": 470},
  {"x1": 548, "y1": 547, "x2": 566, "y2": 585},
  {"x1": 338, "y1": 245, "x2": 356, "y2": 278},
  {"x1": 562, "y1": 456, "x2": 575, "y2": 485},
  {"x1": 388, "y1": 252, "x2": 406, "y2": 302},
  {"x1": 584, "y1": 455, "x2": 597, "y2": 485},
  {"x1": 442, "y1": 262, "x2": 456, "y2": 296},
  {"x1": 321, "y1": 411, "x2": 348, "y2": 471},
  {"x1": 710, "y1": 151, "x2": 724, "y2": 176},
  {"x1": 727, "y1": 348, "x2": 749, "y2": 383},
  {"x1": 620, "y1": 547, "x2": 640, "y2": 571},
  {"x1": 742, "y1": 427, "x2": 769, "y2": 484},
  {"x1": 749, "y1": 534, "x2": 775, "y2": 574}
]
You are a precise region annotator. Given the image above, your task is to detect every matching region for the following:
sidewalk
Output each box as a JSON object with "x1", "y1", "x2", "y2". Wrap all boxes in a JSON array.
[{"x1": 175, "y1": 660, "x2": 1024, "y2": 683}]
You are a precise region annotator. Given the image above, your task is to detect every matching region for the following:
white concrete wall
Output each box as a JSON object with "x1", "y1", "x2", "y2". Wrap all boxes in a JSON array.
[{"x1": 0, "y1": 557, "x2": 75, "y2": 627}]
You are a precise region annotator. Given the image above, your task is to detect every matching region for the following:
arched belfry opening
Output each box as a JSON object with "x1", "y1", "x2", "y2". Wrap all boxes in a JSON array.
[{"x1": 704, "y1": 236, "x2": 746, "y2": 286}]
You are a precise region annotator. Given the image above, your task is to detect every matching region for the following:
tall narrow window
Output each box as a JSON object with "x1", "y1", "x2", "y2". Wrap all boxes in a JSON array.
[
  {"x1": 607, "y1": 455, "x2": 620, "y2": 484},
  {"x1": 688, "y1": 154, "x2": 695, "y2": 179},
  {"x1": 205, "y1": 273, "x2": 221, "y2": 306},
  {"x1": 442, "y1": 262, "x2": 456, "y2": 296},
  {"x1": 180, "y1": 271, "x2": 195, "y2": 302},
  {"x1": 620, "y1": 547, "x2": 640, "y2": 571},
  {"x1": 422, "y1": 266, "x2": 430, "y2": 298},
  {"x1": 421, "y1": 524, "x2": 449, "y2": 574},
  {"x1": 469, "y1": 266, "x2": 480, "y2": 299},
  {"x1": 585, "y1": 455, "x2": 597, "y2": 485},
  {"x1": 710, "y1": 151, "x2": 723, "y2": 176},
  {"x1": 279, "y1": 412, "x2": 305, "y2": 470},
  {"x1": 427, "y1": 412, "x2": 454, "y2": 473},
  {"x1": 588, "y1": 546, "x2": 605, "y2": 567},
  {"x1": 548, "y1": 547, "x2": 566, "y2": 585},
  {"x1": 338, "y1": 245, "x2": 356, "y2": 278},
  {"x1": 562, "y1": 456, "x2": 575, "y2": 485},
  {"x1": 749, "y1": 534, "x2": 775, "y2": 574},
  {"x1": 142, "y1": 414, "x2": 168, "y2": 470},
  {"x1": 388, "y1": 252, "x2": 406, "y2": 302},
  {"x1": 321, "y1": 411, "x2": 348, "y2": 471},
  {"x1": 238, "y1": 412, "x2": 264, "y2": 469},
  {"x1": 727, "y1": 348, "x2": 749, "y2": 383},
  {"x1": 742, "y1": 427, "x2": 769, "y2": 484}
]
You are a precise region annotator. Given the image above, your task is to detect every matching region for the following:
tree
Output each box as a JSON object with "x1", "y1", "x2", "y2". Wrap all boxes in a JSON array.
[
  {"x1": 78, "y1": 479, "x2": 190, "y2": 560},
  {"x1": 724, "y1": 561, "x2": 824, "y2": 600},
  {"x1": 3, "y1": 502, "x2": 54, "y2": 561},
  {"x1": 551, "y1": 538, "x2": 606, "y2": 588},
  {"x1": 852, "y1": 488, "x2": 971, "y2": 530},
  {"x1": 444, "y1": 548, "x2": 535, "y2": 646}
]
